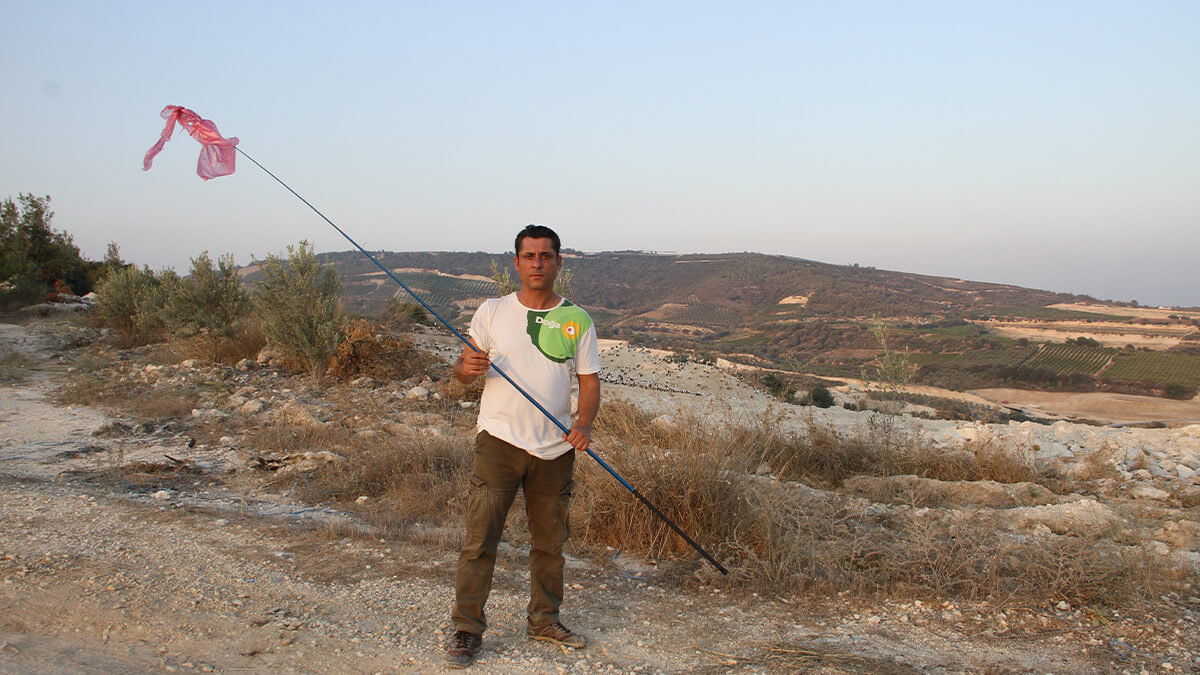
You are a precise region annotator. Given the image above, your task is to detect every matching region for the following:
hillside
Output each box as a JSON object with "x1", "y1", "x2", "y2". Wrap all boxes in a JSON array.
[
  {"x1": 294, "y1": 249, "x2": 1200, "y2": 400},
  {"x1": 2, "y1": 317, "x2": 1198, "y2": 673}
]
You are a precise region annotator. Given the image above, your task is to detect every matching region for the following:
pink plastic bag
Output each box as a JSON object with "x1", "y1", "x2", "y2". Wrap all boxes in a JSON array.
[{"x1": 143, "y1": 105, "x2": 239, "y2": 180}]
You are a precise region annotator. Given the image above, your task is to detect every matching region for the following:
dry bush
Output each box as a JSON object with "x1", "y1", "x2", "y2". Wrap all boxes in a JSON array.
[
  {"x1": 169, "y1": 318, "x2": 265, "y2": 365},
  {"x1": 578, "y1": 400, "x2": 775, "y2": 560},
  {"x1": 328, "y1": 320, "x2": 436, "y2": 381},
  {"x1": 1073, "y1": 442, "x2": 1125, "y2": 482}
]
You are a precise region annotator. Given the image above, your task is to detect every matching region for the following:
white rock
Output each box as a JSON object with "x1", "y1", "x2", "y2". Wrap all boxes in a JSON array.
[
  {"x1": 459, "y1": 401, "x2": 477, "y2": 409},
  {"x1": 405, "y1": 386, "x2": 430, "y2": 401},
  {"x1": 1130, "y1": 484, "x2": 1171, "y2": 500},
  {"x1": 351, "y1": 376, "x2": 375, "y2": 388},
  {"x1": 356, "y1": 495, "x2": 369, "y2": 504},
  {"x1": 235, "y1": 358, "x2": 257, "y2": 371},
  {"x1": 1036, "y1": 442, "x2": 1074, "y2": 460},
  {"x1": 1178, "y1": 465, "x2": 1197, "y2": 480},
  {"x1": 239, "y1": 399, "x2": 266, "y2": 414},
  {"x1": 151, "y1": 490, "x2": 171, "y2": 500},
  {"x1": 1122, "y1": 447, "x2": 1146, "y2": 468},
  {"x1": 998, "y1": 499, "x2": 1120, "y2": 536},
  {"x1": 271, "y1": 400, "x2": 321, "y2": 427},
  {"x1": 280, "y1": 450, "x2": 347, "y2": 473},
  {"x1": 227, "y1": 394, "x2": 248, "y2": 408},
  {"x1": 219, "y1": 436, "x2": 236, "y2": 446},
  {"x1": 1056, "y1": 600, "x2": 1071, "y2": 611},
  {"x1": 181, "y1": 359, "x2": 201, "y2": 369}
]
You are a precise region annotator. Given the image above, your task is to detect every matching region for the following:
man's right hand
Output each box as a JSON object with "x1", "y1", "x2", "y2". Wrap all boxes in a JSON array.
[{"x1": 454, "y1": 346, "x2": 490, "y2": 383}]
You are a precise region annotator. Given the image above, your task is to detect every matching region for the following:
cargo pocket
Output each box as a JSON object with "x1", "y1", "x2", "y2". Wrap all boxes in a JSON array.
[{"x1": 463, "y1": 474, "x2": 489, "y2": 546}]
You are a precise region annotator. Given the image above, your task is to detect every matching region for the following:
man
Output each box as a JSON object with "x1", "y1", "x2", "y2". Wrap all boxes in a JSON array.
[{"x1": 445, "y1": 225, "x2": 601, "y2": 669}]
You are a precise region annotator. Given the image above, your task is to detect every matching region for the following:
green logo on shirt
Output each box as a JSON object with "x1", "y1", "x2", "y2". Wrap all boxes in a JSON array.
[{"x1": 526, "y1": 302, "x2": 592, "y2": 363}]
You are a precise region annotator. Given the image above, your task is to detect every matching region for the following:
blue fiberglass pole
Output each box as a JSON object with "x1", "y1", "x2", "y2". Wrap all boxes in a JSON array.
[{"x1": 236, "y1": 148, "x2": 729, "y2": 575}]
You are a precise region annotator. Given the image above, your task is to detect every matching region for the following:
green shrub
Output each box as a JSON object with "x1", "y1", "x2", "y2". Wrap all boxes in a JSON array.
[
  {"x1": 1164, "y1": 383, "x2": 1194, "y2": 400},
  {"x1": 1, "y1": 193, "x2": 94, "y2": 306},
  {"x1": 95, "y1": 266, "x2": 177, "y2": 347},
  {"x1": 809, "y1": 385, "x2": 835, "y2": 408},
  {"x1": 164, "y1": 252, "x2": 250, "y2": 339},
  {"x1": 253, "y1": 241, "x2": 346, "y2": 382}
]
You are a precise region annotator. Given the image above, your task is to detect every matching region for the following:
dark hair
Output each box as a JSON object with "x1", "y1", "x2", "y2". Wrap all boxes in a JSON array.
[{"x1": 515, "y1": 224, "x2": 561, "y2": 255}]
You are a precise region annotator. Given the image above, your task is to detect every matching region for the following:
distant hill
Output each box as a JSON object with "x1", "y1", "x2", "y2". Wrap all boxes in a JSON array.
[
  {"x1": 314, "y1": 248, "x2": 1089, "y2": 322},
  {"x1": 289, "y1": 249, "x2": 1200, "y2": 399}
]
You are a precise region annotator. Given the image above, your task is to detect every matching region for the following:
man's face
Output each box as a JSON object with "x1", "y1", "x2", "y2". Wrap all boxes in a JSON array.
[{"x1": 514, "y1": 237, "x2": 560, "y2": 292}]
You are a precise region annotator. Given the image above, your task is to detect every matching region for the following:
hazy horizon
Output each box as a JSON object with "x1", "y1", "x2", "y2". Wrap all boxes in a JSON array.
[{"x1": 3, "y1": 1, "x2": 1197, "y2": 307}]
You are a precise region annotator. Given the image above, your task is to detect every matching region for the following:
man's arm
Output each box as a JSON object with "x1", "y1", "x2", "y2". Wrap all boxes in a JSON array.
[
  {"x1": 453, "y1": 340, "x2": 489, "y2": 384},
  {"x1": 564, "y1": 372, "x2": 600, "y2": 451}
]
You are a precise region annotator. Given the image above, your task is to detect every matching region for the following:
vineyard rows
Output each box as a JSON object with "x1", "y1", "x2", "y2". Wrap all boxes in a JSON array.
[
  {"x1": 949, "y1": 346, "x2": 1038, "y2": 368},
  {"x1": 1024, "y1": 343, "x2": 1115, "y2": 375},
  {"x1": 1101, "y1": 351, "x2": 1200, "y2": 387},
  {"x1": 667, "y1": 303, "x2": 741, "y2": 326}
]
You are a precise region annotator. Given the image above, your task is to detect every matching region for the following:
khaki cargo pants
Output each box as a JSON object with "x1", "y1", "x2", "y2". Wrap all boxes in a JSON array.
[{"x1": 452, "y1": 430, "x2": 575, "y2": 635}]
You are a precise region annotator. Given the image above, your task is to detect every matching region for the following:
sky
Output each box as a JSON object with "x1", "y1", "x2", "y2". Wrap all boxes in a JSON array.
[{"x1": 2, "y1": 1, "x2": 1198, "y2": 307}]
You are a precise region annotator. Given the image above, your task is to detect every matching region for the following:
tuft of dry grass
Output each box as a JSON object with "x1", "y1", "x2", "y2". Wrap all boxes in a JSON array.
[{"x1": 0, "y1": 352, "x2": 34, "y2": 382}]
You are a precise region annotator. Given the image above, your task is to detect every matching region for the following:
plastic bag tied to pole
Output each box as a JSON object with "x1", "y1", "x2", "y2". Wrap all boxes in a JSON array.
[{"x1": 142, "y1": 105, "x2": 239, "y2": 180}]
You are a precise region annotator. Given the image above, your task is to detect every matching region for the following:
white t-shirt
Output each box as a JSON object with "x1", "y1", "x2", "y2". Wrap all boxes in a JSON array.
[{"x1": 469, "y1": 293, "x2": 601, "y2": 460}]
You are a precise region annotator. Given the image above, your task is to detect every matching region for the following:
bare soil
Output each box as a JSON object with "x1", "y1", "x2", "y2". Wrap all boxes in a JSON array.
[
  {"x1": 2, "y1": 319, "x2": 1197, "y2": 674},
  {"x1": 970, "y1": 388, "x2": 1200, "y2": 426}
]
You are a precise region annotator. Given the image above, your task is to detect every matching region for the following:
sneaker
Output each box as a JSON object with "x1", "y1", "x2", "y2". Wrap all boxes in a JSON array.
[
  {"x1": 444, "y1": 630, "x2": 482, "y2": 669},
  {"x1": 527, "y1": 622, "x2": 586, "y2": 649}
]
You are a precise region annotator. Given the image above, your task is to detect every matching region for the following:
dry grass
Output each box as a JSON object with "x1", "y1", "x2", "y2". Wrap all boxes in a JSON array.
[
  {"x1": 55, "y1": 368, "x2": 198, "y2": 420},
  {"x1": 169, "y1": 320, "x2": 266, "y2": 365},
  {"x1": 775, "y1": 415, "x2": 1036, "y2": 487},
  {"x1": 248, "y1": 420, "x2": 473, "y2": 532},
  {"x1": 569, "y1": 398, "x2": 1180, "y2": 606}
]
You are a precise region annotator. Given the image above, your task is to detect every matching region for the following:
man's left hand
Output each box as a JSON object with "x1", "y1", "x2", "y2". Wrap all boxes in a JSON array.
[{"x1": 563, "y1": 425, "x2": 591, "y2": 451}]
